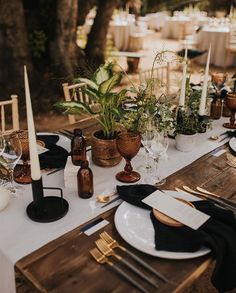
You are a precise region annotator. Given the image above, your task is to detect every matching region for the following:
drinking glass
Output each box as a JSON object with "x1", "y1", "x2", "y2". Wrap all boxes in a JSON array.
[
  {"x1": 145, "y1": 123, "x2": 169, "y2": 186},
  {"x1": 116, "y1": 131, "x2": 141, "y2": 183},
  {"x1": 1, "y1": 133, "x2": 22, "y2": 194},
  {"x1": 0, "y1": 133, "x2": 5, "y2": 155},
  {"x1": 140, "y1": 120, "x2": 153, "y2": 173},
  {"x1": 14, "y1": 130, "x2": 32, "y2": 184}
]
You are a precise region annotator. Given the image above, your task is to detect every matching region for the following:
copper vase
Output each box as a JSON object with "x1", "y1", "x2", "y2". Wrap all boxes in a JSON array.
[
  {"x1": 116, "y1": 131, "x2": 141, "y2": 183},
  {"x1": 223, "y1": 92, "x2": 236, "y2": 129}
]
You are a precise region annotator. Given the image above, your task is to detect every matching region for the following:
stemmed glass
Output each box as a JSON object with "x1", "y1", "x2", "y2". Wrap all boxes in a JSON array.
[
  {"x1": 140, "y1": 119, "x2": 153, "y2": 173},
  {"x1": 145, "y1": 120, "x2": 169, "y2": 186},
  {"x1": 14, "y1": 130, "x2": 32, "y2": 184},
  {"x1": 0, "y1": 133, "x2": 5, "y2": 155},
  {"x1": 116, "y1": 131, "x2": 141, "y2": 183},
  {"x1": 1, "y1": 133, "x2": 22, "y2": 194}
]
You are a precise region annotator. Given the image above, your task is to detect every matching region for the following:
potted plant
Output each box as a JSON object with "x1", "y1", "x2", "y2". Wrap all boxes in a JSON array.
[
  {"x1": 55, "y1": 62, "x2": 127, "y2": 167},
  {"x1": 175, "y1": 81, "x2": 212, "y2": 152}
]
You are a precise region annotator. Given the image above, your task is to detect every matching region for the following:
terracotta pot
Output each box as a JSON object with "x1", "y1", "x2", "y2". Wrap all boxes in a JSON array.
[
  {"x1": 175, "y1": 133, "x2": 197, "y2": 152},
  {"x1": 91, "y1": 131, "x2": 122, "y2": 167}
]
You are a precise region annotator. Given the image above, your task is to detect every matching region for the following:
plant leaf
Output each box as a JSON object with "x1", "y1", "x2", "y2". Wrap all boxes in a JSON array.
[
  {"x1": 54, "y1": 101, "x2": 96, "y2": 115},
  {"x1": 99, "y1": 72, "x2": 123, "y2": 94},
  {"x1": 93, "y1": 63, "x2": 112, "y2": 85},
  {"x1": 78, "y1": 78, "x2": 98, "y2": 91}
]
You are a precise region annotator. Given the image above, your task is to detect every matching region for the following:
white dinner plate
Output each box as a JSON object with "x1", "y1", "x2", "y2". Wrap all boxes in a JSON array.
[
  {"x1": 114, "y1": 191, "x2": 211, "y2": 260},
  {"x1": 37, "y1": 132, "x2": 71, "y2": 152},
  {"x1": 229, "y1": 137, "x2": 236, "y2": 153}
]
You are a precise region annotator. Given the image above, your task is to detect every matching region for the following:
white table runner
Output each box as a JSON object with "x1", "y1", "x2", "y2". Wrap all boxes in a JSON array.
[{"x1": 0, "y1": 117, "x2": 231, "y2": 293}]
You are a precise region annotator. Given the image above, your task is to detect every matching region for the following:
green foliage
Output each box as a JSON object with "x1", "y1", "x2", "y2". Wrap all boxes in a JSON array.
[
  {"x1": 119, "y1": 83, "x2": 157, "y2": 132},
  {"x1": 55, "y1": 63, "x2": 126, "y2": 139},
  {"x1": 29, "y1": 30, "x2": 47, "y2": 58},
  {"x1": 175, "y1": 79, "x2": 212, "y2": 135}
]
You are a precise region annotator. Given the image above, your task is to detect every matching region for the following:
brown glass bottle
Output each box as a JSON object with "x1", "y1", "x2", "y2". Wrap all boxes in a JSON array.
[
  {"x1": 71, "y1": 128, "x2": 86, "y2": 166},
  {"x1": 77, "y1": 160, "x2": 93, "y2": 198},
  {"x1": 210, "y1": 97, "x2": 222, "y2": 120}
]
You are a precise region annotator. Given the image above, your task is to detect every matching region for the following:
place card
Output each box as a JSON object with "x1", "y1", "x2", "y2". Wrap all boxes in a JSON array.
[
  {"x1": 212, "y1": 149, "x2": 226, "y2": 157},
  {"x1": 80, "y1": 218, "x2": 109, "y2": 236},
  {"x1": 142, "y1": 190, "x2": 210, "y2": 230}
]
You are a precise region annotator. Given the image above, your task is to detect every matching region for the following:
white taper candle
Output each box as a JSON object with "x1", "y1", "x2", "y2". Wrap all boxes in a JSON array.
[
  {"x1": 24, "y1": 66, "x2": 41, "y2": 180},
  {"x1": 179, "y1": 47, "x2": 188, "y2": 107},
  {"x1": 199, "y1": 45, "x2": 211, "y2": 116}
]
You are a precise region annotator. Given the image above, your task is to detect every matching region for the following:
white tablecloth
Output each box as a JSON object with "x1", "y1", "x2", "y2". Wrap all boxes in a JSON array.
[
  {"x1": 0, "y1": 117, "x2": 231, "y2": 293},
  {"x1": 146, "y1": 12, "x2": 169, "y2": 31},
  {"x1": 84, "y1": 19, "x2": 145, "y2": 51},
  {"x1": 162, "y1": 16, "x2": 209, "y2": 40},
  {"x1": 197, "y1": 26, "x2": 236, "y2": 67}
]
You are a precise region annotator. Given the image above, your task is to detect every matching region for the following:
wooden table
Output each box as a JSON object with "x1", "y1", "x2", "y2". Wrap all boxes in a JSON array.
[{"x1": 15, "y1": 141, "x2": 236, "y2": 293}]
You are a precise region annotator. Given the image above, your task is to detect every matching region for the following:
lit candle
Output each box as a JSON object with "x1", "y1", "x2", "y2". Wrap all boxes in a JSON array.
[
  {"x1": 199, "y1": 45, "x2": 211, "y2": 116},
  {"x1": 179, "y1": 47, "x2": 188, "y2": 107},
  {"x1": 24, "y1": 66, "x2": 41, "y2": 180}
]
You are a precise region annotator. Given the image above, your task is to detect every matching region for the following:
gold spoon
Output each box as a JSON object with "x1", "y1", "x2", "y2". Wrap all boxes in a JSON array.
[
  {"x1": 209, "y1": 135, "x2": 219, "y2": 140},
  {"x1": 96, "y1": 191, "x2": 117, "y2": 203}
]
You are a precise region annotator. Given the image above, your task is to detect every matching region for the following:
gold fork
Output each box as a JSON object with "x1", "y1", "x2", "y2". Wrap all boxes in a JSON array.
[
  {"x1": 96, "y1": 239, "x2": 158, "y2": 288},
  {"x1": 100, "y1": 231, "x2": 173, "y2": 284},
  {"x1": 90, "y1": 248, "x2": 149, "y2": 293}
]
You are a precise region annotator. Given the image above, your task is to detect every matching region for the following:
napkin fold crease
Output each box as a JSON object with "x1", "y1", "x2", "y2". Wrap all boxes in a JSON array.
[{"x1": 117, "y1": 184, "x2": 236, "y2": 293}]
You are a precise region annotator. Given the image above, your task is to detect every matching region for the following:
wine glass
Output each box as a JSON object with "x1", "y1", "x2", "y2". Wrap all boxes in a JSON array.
[
  {"x1": 0, "y1": 133, "x2": 5, "y2": 155},
  {"x1": 116, "y1": 131, "x2": 141, "y2": 183},
  {"x1": 145, "y1": 122, "x2": 169, "y2": 186},
  {"x1": 140, "y1": 120, "x2": 153, "y2": 173},
  {"x1": 14, "y1": 130, "x2": 32, "y2": 184},
  {"x1": 1, "y1": 133, "x2": 22, "y2": 194}
]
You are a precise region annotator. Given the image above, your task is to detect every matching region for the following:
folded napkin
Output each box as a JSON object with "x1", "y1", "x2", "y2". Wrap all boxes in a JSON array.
[
  {"x1": 117, "y1": 184, "x2": 236, "y2": 293},
  {"x1": 37, "y1": 135, "x2": 69, "y2": 169}
]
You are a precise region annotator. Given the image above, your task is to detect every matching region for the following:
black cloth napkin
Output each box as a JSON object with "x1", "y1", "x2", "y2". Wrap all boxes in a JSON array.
[
  {"x1": 37, "y1": 135, "x2": 69, "y2": 169},
  {"x1": 117, "y1": 184, "x2": 236, "y2": 293}
]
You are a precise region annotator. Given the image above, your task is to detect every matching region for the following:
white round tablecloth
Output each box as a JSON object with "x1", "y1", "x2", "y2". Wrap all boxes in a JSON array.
[
  {"x1": 197, "y1": 26, "x2": 236, "y2": 67},
  {"x1": 146, "y1": 12, "x2": 169, "y2": 31},
  {"x1": 162, "y1": 16, "x2": 209, "y2": 40},
  {"x1": 83, "y1": 19, "x2": 144, "y2": 51}
]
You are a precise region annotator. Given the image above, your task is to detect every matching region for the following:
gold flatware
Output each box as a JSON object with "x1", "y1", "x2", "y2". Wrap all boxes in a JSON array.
[
  {"x1": 96, "y1": 239, "x2": 158, "y2": 288},
  {"x1": 96, "y1": 191, "x2": 117, "y2": 203},
  {"x1": 209, "y1": 135, "x2": 219, "y2": 140},
  {"x1": 196, "y1": 187, "x2": 220, "y2": 198},
  {"x1": 100, "y1": 231, "x2": 173, "y2": 284},
  {"x1": 182, "y1": 186, "x2": 236, "y2": 212},
  {"x1": 182, "y1": 185, "x2": 207, "y2": 197},
  {"x1": 196, "y1": 187, "x2": 236, "y2": 208},
  {"x1": 90, "y1": 248, "x2": 149, "y2": 293}
]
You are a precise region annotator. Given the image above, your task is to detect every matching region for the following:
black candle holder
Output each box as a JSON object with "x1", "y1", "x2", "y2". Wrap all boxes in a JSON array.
[{"x1": 26, "y1": 177, "x2": 69, "y2": 223}]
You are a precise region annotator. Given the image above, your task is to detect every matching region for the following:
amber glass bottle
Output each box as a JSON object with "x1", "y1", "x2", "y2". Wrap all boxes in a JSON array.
[
  {"x1": 77, "y1": 160, "x2": 93, "y2": 198},
  {"x1": 210, "y1": 96, "x2": 222, "y2": 120},
  {"x1": 71, "y1": 128, "x2": 86, "y2": 166}
]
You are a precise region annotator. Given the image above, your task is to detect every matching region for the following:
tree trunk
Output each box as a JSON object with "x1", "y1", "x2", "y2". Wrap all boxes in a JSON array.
[
  {"x1": 85, "y1": 0, "x2": 119, "y2": 69},
  {"x1": 0, "y1": 0, "x2": 32, "y2": 99},
  {"x1": 50, "y1": 0, "x2": 86, "y2": 80},
  {"x1": 77, "y1": 0, "x2": 97, "y2": 26}
]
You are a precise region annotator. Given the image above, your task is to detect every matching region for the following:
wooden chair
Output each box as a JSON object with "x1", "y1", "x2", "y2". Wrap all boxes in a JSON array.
[
  {"x1": 0, "y1": 95, "x2": 19, "y2": 134},
  {"x1": 225, "y1": 27, "x2": 236, "y2": 68},
  {"x1": 62, "y1": 82, "x2": 95, "y2": 124},
  {"x1": 139, "y1": 64, "x2": 171, "y2": 97}
]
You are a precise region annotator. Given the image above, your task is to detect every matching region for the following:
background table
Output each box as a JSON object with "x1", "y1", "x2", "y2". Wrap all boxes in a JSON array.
[{"x1": 197, "y1": 26, "x2": 236, "y2": 67}]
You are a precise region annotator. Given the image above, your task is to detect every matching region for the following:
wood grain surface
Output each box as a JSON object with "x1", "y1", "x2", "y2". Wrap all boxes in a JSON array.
[{"x1": 15, "y1": 139, "x2": 236, "y2": 293}]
